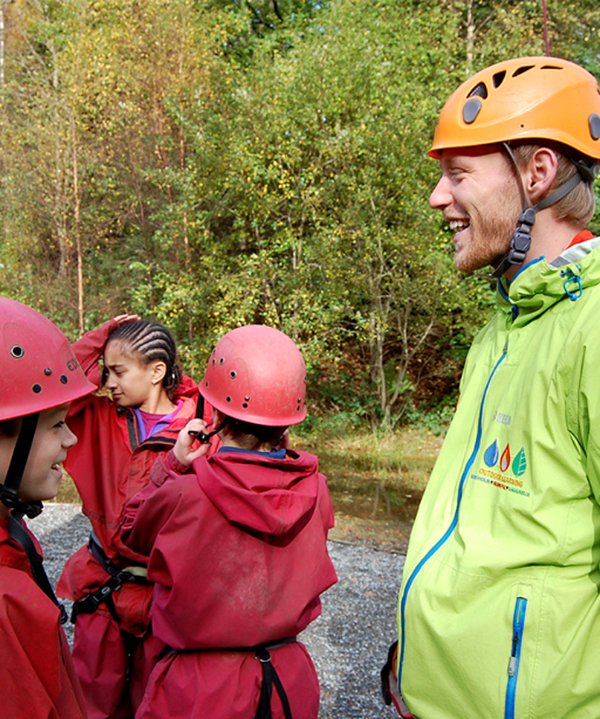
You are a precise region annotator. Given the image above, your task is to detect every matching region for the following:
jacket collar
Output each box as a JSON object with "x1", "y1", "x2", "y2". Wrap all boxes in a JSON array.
[{"x1": 496, "y1": 236, "x2": 600, "y2": 327}]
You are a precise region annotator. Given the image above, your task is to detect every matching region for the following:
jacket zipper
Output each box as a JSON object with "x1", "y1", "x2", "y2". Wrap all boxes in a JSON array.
[
  {"x1": 397, "y1": 349, "x2": 507, "y2": 695},
  {"x1": 505, "y1": 596, "x2": 527, "y2": 719}
]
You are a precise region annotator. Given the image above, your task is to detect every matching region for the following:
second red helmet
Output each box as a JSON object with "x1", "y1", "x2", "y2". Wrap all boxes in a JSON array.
[{"x1": 200, "y1": 325, "x2": 307, "y2": 427}]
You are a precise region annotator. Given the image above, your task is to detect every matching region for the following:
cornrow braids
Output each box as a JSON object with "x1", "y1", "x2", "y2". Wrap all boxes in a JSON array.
[{"x1": 108, "y1": 320, "x2": 183, "y2": 399}]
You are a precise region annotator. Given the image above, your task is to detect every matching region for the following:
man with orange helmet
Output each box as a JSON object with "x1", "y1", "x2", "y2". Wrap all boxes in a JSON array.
[
  {"x1": 0, "y1": 297, "x2": 95, "y2": 718},
  {"x1": 120, "y1": 325, "x2": 338, "y2": 718},
  {"x1": 383, "y1": 58, "x2": 600, "y2": 718}
]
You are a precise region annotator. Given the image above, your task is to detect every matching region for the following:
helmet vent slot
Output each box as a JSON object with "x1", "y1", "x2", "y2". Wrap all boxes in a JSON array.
[
  {"x1": 60, "y1": 375, "x2": 68, "y2": 384},
  {"x1": 10, "y1": 345, "x2": 24, "y2": 359},
  {"x1": 512, "y1": 65, "x2": 534, "y2": 77},
  {"x1": 230, "y1": 371, "x2": 237, "y2": 379},
  {"x1": 467, "y1": 82, "x2": 488, "y2": 99},
  {"x1": 32, "y1": 384, "x2": 42, "y2": 394},
  {"x1": 492, "y1": 71, "x2": 506, "y2": 87}
]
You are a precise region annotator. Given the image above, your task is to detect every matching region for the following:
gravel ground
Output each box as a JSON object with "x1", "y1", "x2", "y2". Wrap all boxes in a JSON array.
[{"x1": 31, "y1": 503, "x2": 404, "y2": 719}]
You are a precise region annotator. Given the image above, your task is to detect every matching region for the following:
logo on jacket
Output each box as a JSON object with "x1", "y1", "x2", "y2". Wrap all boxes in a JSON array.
[
  {"x1": 483, "y1": 441, "x2": 527, "y2": 477},
  {"x1": 471, "y1": 440, "x2": 530, "y2": 497}
]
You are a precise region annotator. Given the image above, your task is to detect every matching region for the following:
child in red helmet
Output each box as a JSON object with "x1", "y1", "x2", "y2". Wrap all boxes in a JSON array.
[
  {"x1": 121, "y1": 325, "x2": 338, "y2": 719},
  {"x1": 0, "y1": 297, "x2": 95, "y2": 718}
]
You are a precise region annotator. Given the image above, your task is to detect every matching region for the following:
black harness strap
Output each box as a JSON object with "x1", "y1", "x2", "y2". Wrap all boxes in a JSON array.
[
  {"x1": 0, "y1": 414, "x2": 43, "y2": 518},
  {"x1": 70, "y1": 533, "x2": 148, "y2": 623},
  {"x1": 8, "y1": 512, "x2": 68, "y2": 624},
  {"x1": 254, "y1": 646, "x2": 293, "y2": 719},
  {"x1": 160, "y1": 637, "x2": 296, "y2": 719}
]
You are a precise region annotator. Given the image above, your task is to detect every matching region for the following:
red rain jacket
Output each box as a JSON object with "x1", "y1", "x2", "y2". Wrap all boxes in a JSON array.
[
  {"x1": 0, "y1": 515, "x2": 86, "y2": 718},
  {"x1": 57, "y1": 318, "x2": 209, "y2": 634},
  {"x1": 121, "y1": 447, "x2": 338, "y2": 719}
]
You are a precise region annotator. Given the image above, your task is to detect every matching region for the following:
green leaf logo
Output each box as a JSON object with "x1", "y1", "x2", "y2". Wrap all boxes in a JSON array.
[{"x1": 512, "y1": 448, "x2": 527, "y2": 477}]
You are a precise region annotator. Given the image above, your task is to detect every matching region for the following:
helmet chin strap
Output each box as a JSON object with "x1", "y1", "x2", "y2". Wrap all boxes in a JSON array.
[
  {"x1": 0, "y1": 414, "x2": 43, "y2": 519},
  {"x1": 491, "y1": 143, "x2": 586, "y2": 278}
]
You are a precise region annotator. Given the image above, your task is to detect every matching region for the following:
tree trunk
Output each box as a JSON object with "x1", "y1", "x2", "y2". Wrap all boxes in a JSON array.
[
  {"x1": 465, "y1": 0, "x2": 474, "y2": 77},
  {"x1": 0, "y1": 2, "x2": 5, "y2": 87},
  {"x1": 71, "y1": 115, "x2": 84, "y2": 333}
]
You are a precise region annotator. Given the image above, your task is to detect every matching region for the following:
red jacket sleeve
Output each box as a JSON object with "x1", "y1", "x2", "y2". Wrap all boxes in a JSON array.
[
  {"x1": 0, "y1": 547, "x2": 86, "y2": 718},
  {"x1": 68, "y1": 319, "x2": 120, "y2": 417}
]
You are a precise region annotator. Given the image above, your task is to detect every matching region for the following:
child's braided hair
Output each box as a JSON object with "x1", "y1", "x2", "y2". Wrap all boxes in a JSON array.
[{"x1": 108, "y1": 320, "x2": 183, "y2": 400}]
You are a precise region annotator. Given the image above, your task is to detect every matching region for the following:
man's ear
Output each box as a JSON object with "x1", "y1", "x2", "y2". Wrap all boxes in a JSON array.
[{"x1": 524, "y1": 147, "x2": 559, "y2": 205}]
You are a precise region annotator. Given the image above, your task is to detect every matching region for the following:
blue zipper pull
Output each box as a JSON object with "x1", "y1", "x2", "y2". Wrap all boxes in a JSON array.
[{"x1": 505, "y1": 597, "x2": 528, "y2": 719}]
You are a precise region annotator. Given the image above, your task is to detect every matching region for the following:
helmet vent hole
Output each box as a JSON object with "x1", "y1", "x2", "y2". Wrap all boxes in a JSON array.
[
  {"x1": 492, "y1": 70, "x2": 507, "y2": 87},
  {"x1": 44, "y1": 368, "x2": 52, "y2": 376},
  {"x1": 219, "y1": 358, "x2": 224, "y2": 365},
  {"x1": 60, "y1": 375, "x2": 68, "y2": 384},
  {"x1": 242, "y1": 402, "x2": 248, "y2": 409},
  {"x1": 244, "y1": 395, "x2": 250, "y2": 401},
  {"x1": 512, "y1": 65, "x2": 534, "y2": 78},
  {"x1": 226, "y1": 396, "x2": 232, "y2": 403},
  {"x1": 230, "y1": 371, "x2": 237, "y2": 379},
  {"x1": 32, "y1": 384, "x2": 42, "y2": 394},
  {"x1": 467, "y1": 82, "x2": 488, "y2": 99},
  {"x1": 10, "y1": 345, "x2": 24, "y2": 359}
]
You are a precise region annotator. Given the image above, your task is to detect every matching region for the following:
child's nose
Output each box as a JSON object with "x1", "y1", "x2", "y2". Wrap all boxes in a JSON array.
[{"x1": 63, "y1": 424, "x2": 78, "y2": 448}]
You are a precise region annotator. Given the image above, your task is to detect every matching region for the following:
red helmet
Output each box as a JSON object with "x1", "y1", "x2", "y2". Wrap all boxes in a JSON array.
[
  {"x1": 200, "y1": 325, "x2": 307, "y2": 426},
  {"x1": 0, "y1": 297, "x2": 95, "y2": 421}
]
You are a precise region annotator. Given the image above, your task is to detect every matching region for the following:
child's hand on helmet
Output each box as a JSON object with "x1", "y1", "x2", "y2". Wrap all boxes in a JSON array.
[
  {"x1": 113, "y1": 313, "x2": 141, "y2": 326},
  {"x1": 174, "y1": 419, "x2": 212, "y2": 466}
]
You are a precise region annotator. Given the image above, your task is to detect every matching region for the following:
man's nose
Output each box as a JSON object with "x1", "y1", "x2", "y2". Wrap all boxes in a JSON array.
[{"x1": 429, "y1": 175, "x2": 452, "y2": 210}]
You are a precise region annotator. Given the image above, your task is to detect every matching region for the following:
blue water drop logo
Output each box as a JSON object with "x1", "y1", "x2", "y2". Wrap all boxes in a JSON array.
[{"x1": 484, "y1": 440, "x2": 499, "y2": 467}]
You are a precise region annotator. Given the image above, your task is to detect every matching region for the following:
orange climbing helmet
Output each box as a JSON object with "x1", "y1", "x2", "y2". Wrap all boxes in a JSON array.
[
  {"x1": 429, "y1": 56, "x2": 600, "y2": 160},
  {"x1": 200, "y1": 325, "x2": 307, "y2": 427}
]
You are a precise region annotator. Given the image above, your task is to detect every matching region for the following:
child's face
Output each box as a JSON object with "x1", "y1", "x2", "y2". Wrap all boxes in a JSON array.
[
  {"x1": 0, "y1": 404, "x2": 77, "y2": 504},
  {"x1": 103, "y1": 340, "x2": 163, "y2": 410}
]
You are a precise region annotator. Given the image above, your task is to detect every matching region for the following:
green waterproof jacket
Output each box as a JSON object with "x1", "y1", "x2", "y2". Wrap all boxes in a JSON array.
[{"x1": 397, "y1": 237, "x2": 600, "y2": 719}]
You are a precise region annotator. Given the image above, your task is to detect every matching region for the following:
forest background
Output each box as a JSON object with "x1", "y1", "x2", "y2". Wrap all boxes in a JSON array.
[{"x1": 1, "y1": 0, "x2": 599, "y2": 546}]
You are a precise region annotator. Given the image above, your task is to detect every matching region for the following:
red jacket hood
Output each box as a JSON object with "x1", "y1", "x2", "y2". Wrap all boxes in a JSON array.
[
  {"x1": 173, "y1": 374, "x2": 200, "y2": 401},
  {"x1": 193, "y1": 449, "x2": 323, "y2": 540}
]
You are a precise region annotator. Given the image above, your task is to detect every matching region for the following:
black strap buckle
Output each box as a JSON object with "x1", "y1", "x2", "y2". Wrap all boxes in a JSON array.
[{"x1": 70, "y1": 574, "x2": 124, "y2": 621}]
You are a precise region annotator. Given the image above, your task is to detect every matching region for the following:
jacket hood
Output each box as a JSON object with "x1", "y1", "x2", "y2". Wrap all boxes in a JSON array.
[
  {"x1": 497, "y1": 236, "x2": 600, "y2": 328},
  {"x1": 174, "y1": 374, "x2": 200, "y2": 401},
  {"x1": 194, "y1": 449, "x2": 322, "y2": 540}
]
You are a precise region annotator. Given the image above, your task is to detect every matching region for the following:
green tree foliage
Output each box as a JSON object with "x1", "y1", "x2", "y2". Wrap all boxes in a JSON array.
[{"x1": 0, "y1": 0, "x2": 599, "y2": 428}]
